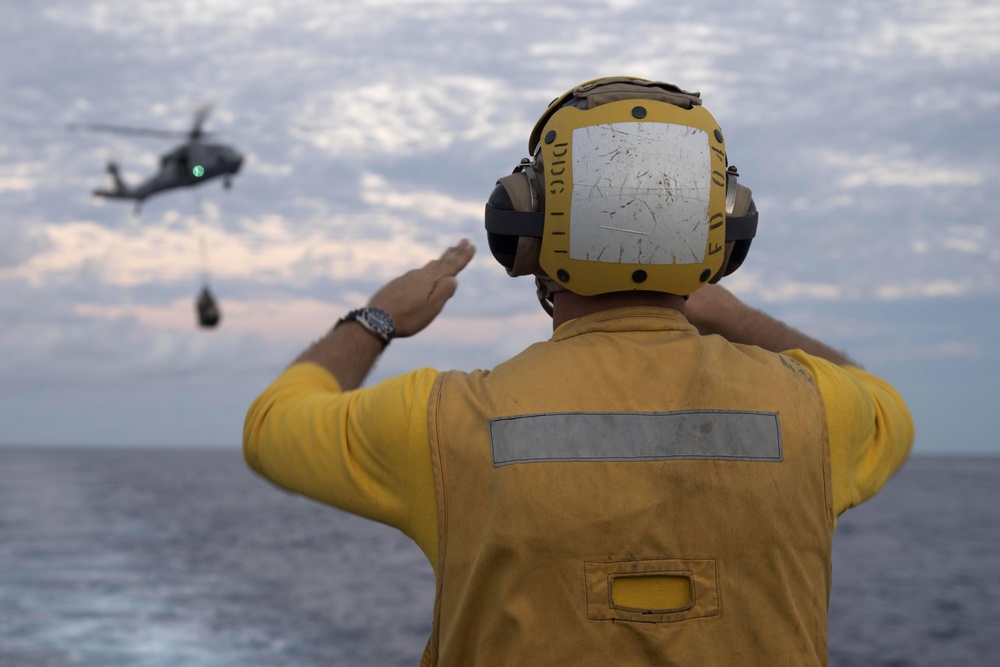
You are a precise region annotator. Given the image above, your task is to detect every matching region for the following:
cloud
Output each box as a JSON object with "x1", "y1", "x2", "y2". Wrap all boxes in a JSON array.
[
  {"x1": 905, "y1": 224, "x2": 997, "y2": 266},
  {"x1": 725, "y1": 271, "x2": 844, "y2": 303},
  {"x1": 820, "y1": 150, "x2": 983, "y2": 189},
  {"x1": 359, "y1": 172, "x2": 482, "y2": 223},
  {"x1": 1, "y1": 220, "x2": 205, "y2": 287},
  {"x1": 74, "y1": 297, "x2": 344, "y2": 339},
  {"x1": 0, "y1": 162, "x2": 44, "y2": 193},
  {"x1": 0, "y1": 215, "x2": 449, "y2": 288},
  {"x1": 74, "y1": 295, "x2": 551, "y2": 351},
  {"x1": 292, "y1": 74, "x2": 528, "y2": 158},
  {"x1": 243, "y1": 154, "x2": 293, "y2": 178},
  {"x1": 941, "y1": 225, "x2": 991, "y2": 255},
  {"x1": 43, "y1": 1, "x2": 279, "y2": 37},
  {"x1": 875, "y1": 280, "x2": 974, "y2": 300},
  {"x1": 860, "y1": 3, "x2": 1000, "y2": 63},
  {"x1": 728, "y1": 258, "x2": 995, "y2": 304},
  {"x1": 1, "y1": 172, "x2": 485, "y2": 289}
]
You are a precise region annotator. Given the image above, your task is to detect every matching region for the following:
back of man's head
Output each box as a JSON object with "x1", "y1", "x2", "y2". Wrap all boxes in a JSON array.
[{"x1": 484, "y1": 77, "x2": 759, "y2": 315}]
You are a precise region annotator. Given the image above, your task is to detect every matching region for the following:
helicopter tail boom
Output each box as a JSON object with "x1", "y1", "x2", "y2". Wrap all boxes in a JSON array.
[{"x1": 92, "y1": 162, "x2": 139, "y2": 200}]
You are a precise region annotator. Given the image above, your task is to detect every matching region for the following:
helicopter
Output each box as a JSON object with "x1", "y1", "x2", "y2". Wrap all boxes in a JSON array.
[
  {"x1": 73, "y1": 105, "x2": 243, "y2": 209},
  {"x1": 73, "y1": 106, "x2": 237, "y2": 329}
]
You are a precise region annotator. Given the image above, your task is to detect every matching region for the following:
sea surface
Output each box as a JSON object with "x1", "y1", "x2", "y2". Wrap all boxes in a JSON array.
[{"x1": 1, "y1": 448, "x2": 997, "y2": 667}]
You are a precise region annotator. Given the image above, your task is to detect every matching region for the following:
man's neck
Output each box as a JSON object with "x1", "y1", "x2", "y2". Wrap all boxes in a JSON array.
[{"x1": 551, "y1": 291, "x2": 687, "y2": 330}]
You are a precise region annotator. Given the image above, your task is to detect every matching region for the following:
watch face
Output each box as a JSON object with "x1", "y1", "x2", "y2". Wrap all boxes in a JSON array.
[{"x1": 361, "y1": 308, "x2": 394, "y2": 336}]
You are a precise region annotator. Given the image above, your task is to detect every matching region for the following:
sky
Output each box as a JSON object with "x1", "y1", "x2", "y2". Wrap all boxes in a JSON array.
[{"x1": 1, "y1": 0, "x2": 997, "y2": 454}]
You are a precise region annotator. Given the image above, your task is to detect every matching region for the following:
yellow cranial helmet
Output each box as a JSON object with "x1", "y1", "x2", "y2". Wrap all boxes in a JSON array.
[{"x1": 485, "y1": 77, "x2": 758, "y2": 307}]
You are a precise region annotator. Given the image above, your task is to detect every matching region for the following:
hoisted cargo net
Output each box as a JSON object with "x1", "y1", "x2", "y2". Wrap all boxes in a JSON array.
[{"x1": 196, "y1": 285, "x2": 221, "y2": 328}]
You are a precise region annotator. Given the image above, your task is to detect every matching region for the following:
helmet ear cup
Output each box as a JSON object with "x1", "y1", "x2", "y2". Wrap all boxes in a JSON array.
[
  {"x1": 724, "y1": 198, "x2": 756, "y2": 276},
  {"x1": 721, "y1": 182, "x2": 757, "y2": 277},
  {"x1": 485, "y1": 169, "x2": 544, "y2": 275},
  {"x1": 497, "y1": 171, "x2": 535, "y2": 214},
  {"x1": 485, "y1": 180, "x2": 522, "y2": 271}
]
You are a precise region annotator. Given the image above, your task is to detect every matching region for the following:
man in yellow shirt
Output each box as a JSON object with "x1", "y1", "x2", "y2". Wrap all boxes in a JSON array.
[{"x1": 245, "y1": 78, "x2": 913, "y2": 666}]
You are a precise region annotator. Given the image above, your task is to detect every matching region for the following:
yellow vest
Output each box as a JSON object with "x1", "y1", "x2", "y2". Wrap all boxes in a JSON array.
[{"x1": 422, "y1": 308, "x2": 834, "y2": 666}]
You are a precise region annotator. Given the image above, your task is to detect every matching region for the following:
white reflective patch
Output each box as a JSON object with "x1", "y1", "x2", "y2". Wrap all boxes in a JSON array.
[
  {"x1": 490, "y1": 410, "x2": 782, "y2": 466},
  {"x1": 569, "y1": 123, "x2": 710, "y2": 265}
]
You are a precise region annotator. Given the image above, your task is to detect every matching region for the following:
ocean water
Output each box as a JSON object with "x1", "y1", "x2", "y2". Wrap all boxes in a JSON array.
[{"x1": 0, "y1": 448, "x2": 997, "y2": 667}]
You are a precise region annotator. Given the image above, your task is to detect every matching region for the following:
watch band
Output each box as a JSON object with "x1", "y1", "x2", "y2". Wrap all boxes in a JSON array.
[{"x1": 336, "y1": 307, "x2": 394, "y2": 349}]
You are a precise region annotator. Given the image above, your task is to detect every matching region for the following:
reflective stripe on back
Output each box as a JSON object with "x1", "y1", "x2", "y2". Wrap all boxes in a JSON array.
[{"x1": 490, "y1": 410, "x2": 782, "y2": 466}]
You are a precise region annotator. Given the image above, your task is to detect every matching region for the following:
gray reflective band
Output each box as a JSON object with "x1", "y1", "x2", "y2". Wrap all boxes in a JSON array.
[{"x1": 489, "y1": 410, "x2": 782, "y2": 466}]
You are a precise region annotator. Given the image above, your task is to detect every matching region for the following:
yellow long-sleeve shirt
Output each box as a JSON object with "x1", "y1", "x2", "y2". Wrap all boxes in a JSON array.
[{"x1": 244, "y1": 317, "x2": 913, "y2": 579}]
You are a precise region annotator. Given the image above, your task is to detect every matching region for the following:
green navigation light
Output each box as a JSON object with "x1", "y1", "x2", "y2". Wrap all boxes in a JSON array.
[{"x1": 192, "y1": 165, "x2": 205, "y2": 177}]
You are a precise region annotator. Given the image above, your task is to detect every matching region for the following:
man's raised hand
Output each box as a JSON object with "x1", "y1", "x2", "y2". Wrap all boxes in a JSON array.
[{"x1": 369, "y1": 239, "x2": 476, "y2": 338}]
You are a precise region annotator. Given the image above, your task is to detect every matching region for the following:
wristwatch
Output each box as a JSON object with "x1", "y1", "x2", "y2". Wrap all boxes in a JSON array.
[{"x1": 337, "y1": 307, "x2": 395, "y2": 348}]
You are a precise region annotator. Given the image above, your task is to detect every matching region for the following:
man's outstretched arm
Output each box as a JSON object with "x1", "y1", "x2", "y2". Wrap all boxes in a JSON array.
[
  {"x1": 243, "y1": 239, "x2": 475, "y2": 556},
  {"x1": 684, "y1": 284, "x2": 859, "y2": 367},
  {"x1": 294, "y1": 238, "x2": 476, "y2": 388},
  {"x1": 686, "y1": 284, "x2": 914, "y2": 515}
]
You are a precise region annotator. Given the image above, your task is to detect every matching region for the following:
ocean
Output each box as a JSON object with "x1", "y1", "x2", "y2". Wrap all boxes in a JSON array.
[{"x1": 1, "y1": 448, "x2": 997, "y2": 667}]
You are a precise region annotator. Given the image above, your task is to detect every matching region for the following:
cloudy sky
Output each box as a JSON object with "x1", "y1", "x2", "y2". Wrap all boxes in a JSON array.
[{"x1": 1, "y1": 0, "x2": 997, "y2": 454}]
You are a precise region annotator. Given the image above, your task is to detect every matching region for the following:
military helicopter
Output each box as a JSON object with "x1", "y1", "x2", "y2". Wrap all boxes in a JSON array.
[
  {"x1": 74, "y1": 106, "x2": 236, "y2": 329},
  {"x1": 73, "y1": 105, "x2": 243, "y2": 210}
]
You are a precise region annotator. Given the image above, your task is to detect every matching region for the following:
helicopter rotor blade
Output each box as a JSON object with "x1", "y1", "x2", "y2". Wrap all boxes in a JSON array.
[
  {"x1": 190, "y1": 104, "x2": 214, "y2": 141},
  {"x1": 68, "y1": 122, "x2": 202, "y2": 140}
]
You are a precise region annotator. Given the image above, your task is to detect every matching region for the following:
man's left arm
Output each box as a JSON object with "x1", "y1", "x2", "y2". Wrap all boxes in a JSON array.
[
  {"x1": 242, "y1": 239, "x2": 475, "y2": 539},
  {"x1": 786, "y1": 352, "x2": 914, "y2": 516},
  {"x1": 685, "y1": 284, "x2": 914, "y2": 515},
  {"x1": 294, "y1": 238, "x2": 476, "y2": 389},
  {"x1": 243, "y1": 363, "x2": 440, "y2": 530}
]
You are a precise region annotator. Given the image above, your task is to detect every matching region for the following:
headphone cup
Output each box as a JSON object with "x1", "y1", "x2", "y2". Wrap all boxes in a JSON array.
[
  {"x1": 724, "y1": 239, "x2": 752, "y2": 276},
  {"x1": 486, "y1": 182, "x2": 520, "y2": 270}
]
